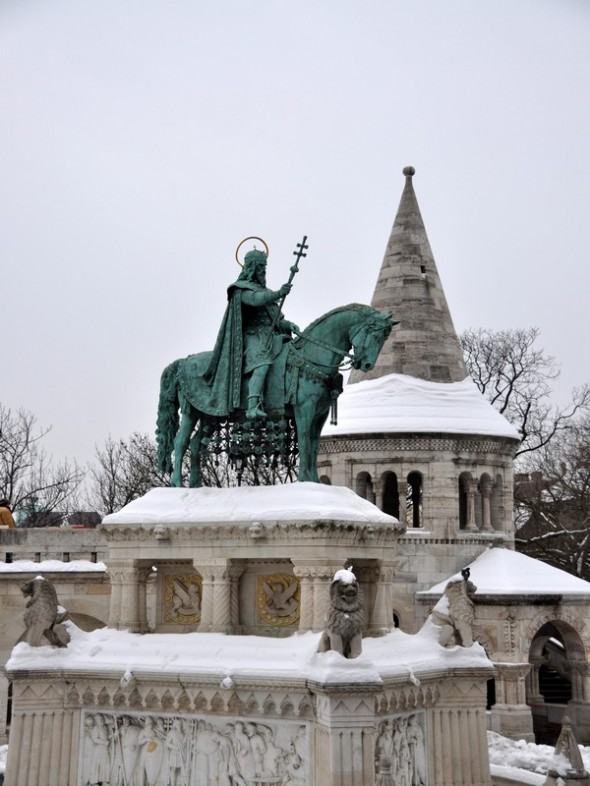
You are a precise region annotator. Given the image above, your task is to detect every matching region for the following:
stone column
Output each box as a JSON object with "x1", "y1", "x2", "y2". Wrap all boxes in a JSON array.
[
  {"x1": 107, "y1": 559, "x2": 144, "y2": 631},
  {"x1": 195, "y1": 560, "x2": 233, "y2": 633},
  {"x1": 490, "y1": 663, "x2": 534, "y2": 741},
  {"x1": 527, "y1": 657, "x2": 544, "y2": 704},
  {"x1": 311, "y1": 686, "x2": 380, "y2": 786},
  {"x1": 367, "y1": 562, "x2": 397, "y2": 635},
  {"x1": 312, "y1": 565, "x2": 344, "y2": 632},
  {"x1": 398, "y1": 480, "x2": 408, "y2": 526},
  {"x1": 292, "y1": 561, "x2": 344, "y2": 632},
  {"x1": 480, "y1": 476, "x2": 494, "y2": 531},
  {"x1": 228, "y1": 565, "x2": 245, "y2": 634},
  {"x1": 137, "y1": 566, "x2": 151, "y2": 632},
  {"x1": 463, "y1": 477, "x2": 478, "y2": 531},
  {"x1": 292, "y1": 564, "x2": 314, "y2": 632}
]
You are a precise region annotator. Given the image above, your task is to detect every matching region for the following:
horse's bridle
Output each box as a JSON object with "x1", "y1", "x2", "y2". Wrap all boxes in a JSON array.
[{"x1": 290, "y1": 319, "x2": 381, "y2": 372}]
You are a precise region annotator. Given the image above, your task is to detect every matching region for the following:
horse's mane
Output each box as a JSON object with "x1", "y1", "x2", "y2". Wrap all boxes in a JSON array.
[{"x1": 301, "y1": 303, "x2": 375, "y2": 336}]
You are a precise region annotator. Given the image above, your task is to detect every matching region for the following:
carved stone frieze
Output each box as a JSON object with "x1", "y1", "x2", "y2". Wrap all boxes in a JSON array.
[
  {"x1": 79, "y1": 709, "x2": 309, "y2": 786},
  {"x1": 101, "y1": 519, "x2": 404, "y2": 544}
]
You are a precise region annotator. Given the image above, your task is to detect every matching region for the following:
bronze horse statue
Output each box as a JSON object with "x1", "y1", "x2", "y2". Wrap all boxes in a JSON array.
[{"x1": 157, "y1": 304, "x2": 394, "y2": 485}]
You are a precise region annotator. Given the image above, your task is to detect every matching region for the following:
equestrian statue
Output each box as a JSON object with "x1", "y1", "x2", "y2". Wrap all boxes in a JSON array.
[{"x1": 156, "y1": 237, "x2": 396, "y2": 485}]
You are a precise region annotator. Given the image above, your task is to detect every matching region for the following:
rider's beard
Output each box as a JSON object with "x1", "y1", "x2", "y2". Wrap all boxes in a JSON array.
[{"x1": 256, "y1": 270, "x2": 267, "y2": 287}]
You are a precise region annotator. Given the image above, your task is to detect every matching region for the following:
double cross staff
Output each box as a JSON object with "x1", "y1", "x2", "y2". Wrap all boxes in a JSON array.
[{"x1": 270, "y1": 235, "x2": 309, "y2": 331}]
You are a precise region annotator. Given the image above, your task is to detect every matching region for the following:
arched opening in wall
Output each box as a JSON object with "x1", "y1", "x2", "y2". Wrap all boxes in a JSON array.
[
  {"x1": 319, "y1": 475, "x2": 332, "y2": 485},
  {"x1": 392, "y1": 611, "x2": 400, "y2": 628},
  {"x1": 491, "y1": 474, "x2": 503, "y2": 531},
  {"x1": 528, "y1": 621, "x2": 584, "y2": 745},
  {"x1": 356, "y1": 472, "x2": 375, "y2": 504},
  {"x1": 381, "y1": 472, "x2": 399, "y2": 517},
  {"x1": 458, "y1": 472, "x2": 473, "y2": 530},
  {"x1": 406, "y1": 472, "x2": 422, "y2": 528},
  {"x1": 486, "y1": 678, "x2": 496, "y2": 711}
]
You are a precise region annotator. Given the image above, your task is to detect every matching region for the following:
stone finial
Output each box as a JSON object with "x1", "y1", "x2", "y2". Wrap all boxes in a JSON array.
[
  {"x1": 402, "y1": 165, "x2": 415, "y2": 177},
  {"x1": 545, "y1": 715, "x2": 590, "y2": 785},
  {"x1": 21, "y1": 576, "x2": 70, "y2": 648},
  {"x1": 317, "y1": 567, "x2": 364, "y2": 658}
]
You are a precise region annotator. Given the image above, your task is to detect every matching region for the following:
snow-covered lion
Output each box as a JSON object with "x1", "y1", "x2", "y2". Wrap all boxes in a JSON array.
[{"x1": 317, "y1": 567, "x2": 364, "y2": 659}]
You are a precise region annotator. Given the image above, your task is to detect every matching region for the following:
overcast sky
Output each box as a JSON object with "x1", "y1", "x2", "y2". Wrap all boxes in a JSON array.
[{"x1": 1, "y1": 0, "x2": 589, "y2": 469}]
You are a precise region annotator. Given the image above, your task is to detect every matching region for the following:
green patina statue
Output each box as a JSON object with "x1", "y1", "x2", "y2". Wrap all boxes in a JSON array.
[{"x1": 156, "y1": 238, "x2": 396, "y2": 486}]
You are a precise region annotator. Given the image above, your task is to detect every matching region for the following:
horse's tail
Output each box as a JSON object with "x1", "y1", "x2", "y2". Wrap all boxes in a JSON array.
[{"x1": 156, "y1": 360, "x2": 180, "y2": 475}]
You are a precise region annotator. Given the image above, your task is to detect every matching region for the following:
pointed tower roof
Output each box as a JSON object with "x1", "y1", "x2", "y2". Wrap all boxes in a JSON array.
[{"x1": 349, "y1": 166, "x2": 467, "y2": 384}]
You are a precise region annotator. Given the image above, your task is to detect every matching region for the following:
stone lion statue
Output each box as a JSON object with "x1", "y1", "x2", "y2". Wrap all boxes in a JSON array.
[
  {"x1": 430, "y1": 568, "x2": 477, "y2": 647},
  {"x1": 317, "y1": 567, "x2": 364, "y2": 659},
  {"x1": 21, "y1": 577, "x2": 70, "y2": 648}
]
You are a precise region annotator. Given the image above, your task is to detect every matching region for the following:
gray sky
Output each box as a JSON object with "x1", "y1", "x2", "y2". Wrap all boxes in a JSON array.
[{"x1": 2, "y1": 0, "x2": 589, "y2": 468}]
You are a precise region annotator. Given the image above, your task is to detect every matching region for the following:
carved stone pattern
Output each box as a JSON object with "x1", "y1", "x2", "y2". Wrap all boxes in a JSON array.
[
  {"x1": 502, "y1": 611, "x2": 517, "y2": 655},
  {"x1": 63, "y1": 681, "x2": 317, "y2": 720},
  {"x1": 318, "y1": 435, "x2": 517, "y2": 456},
  {"x1": 257, "y1": 574, "x2": 300, "y2": 626},
  {"x1": 375, "y1": 684, "x2": 439, "y2": 715},
  {"x1": 79, "y1": 709, "x2": 309, "y2": 786},
  {"x1": 163, "y1": 574, "x2": 202, "y2": 625},
  {"x1": 102, "y1": 520, "x2": 404, "y2": 543}
]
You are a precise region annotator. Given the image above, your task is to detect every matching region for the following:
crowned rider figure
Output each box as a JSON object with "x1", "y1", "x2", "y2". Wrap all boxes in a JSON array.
[{"x1": 204, "y1": 246, "x2": 299, "y2": 420}]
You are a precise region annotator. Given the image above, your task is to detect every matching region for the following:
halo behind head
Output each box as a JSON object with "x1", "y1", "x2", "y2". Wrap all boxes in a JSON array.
[{"x1": 235, "y1": 236, "x2": 269, "y2": 267}]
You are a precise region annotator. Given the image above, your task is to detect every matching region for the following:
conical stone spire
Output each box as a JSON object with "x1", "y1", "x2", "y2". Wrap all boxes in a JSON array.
[{"x1": 349, "y1": 166, "x2": 468, "y2": 384}]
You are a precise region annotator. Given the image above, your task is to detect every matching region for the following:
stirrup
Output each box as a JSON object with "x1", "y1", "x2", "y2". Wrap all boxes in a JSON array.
[{"x1": 246, "y1": 399, "x2": 267, "y2": 419}]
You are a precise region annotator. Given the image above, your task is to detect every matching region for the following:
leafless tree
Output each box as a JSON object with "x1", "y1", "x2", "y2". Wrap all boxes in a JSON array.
[
  {"x1": 514, "y1": 418, "x2": 590, "y2": 580},
  {"x1": 460, "y1": 327, "x2": 590, "y2": 461},
  {"x1": 0, "y1": 404, "x2": 83, "y2": 522},
  {"x1": 86, "y1": 432, "x2": 169, "y2": 515}
]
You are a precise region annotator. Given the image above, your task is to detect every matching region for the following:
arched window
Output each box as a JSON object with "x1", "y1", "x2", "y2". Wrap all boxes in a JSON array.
[
  {"x1": 355, "y1": 472, "x2": 375, "y2": 504},
  {"x1": 406, "y1": 471, "x2": 423, "y2": 528},
  {"x1": 381, "y1": 472, "x2": 399, "y2": 517}
]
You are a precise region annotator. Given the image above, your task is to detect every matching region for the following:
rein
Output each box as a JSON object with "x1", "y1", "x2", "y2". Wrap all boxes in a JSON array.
[{"x1": 290, "y1": 327, "x2": 357, "y2": 371}]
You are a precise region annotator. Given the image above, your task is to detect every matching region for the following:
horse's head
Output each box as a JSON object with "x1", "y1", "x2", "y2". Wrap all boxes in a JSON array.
[{"x1": 350, "y1": 309, "x2": 396, "y2": 372}]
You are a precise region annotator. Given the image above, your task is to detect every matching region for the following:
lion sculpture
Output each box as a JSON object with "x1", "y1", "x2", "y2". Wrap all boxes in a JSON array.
[
  {"x1": 21, "y1": 577, "x2": 70, "y2": 648},
  {"x1": 430, "y1": 568, "x2": 477, "y2": 647},
  {"x1": 317, "y1": 567, "x2": 364, "y2": 659}
]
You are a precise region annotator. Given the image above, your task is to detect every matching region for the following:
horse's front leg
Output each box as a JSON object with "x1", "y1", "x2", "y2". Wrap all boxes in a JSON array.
[
  {"x1": 188, "y1": 419, "x2": 203, "y2": 488},
  {"x1": 171, "y1": 412, "x2": 196, "y2": 487},
  {"x1": 295, "y1": 395, "x2": 322, "y2": 483}
]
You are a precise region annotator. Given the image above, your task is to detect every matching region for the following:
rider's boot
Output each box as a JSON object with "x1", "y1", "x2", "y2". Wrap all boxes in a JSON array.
[
  {"x1": 246, "y1": 366, "x2": 269, "y2": 419},
  {"x1": 246, "y1": 396, "x2": 267, "y2": 419}
]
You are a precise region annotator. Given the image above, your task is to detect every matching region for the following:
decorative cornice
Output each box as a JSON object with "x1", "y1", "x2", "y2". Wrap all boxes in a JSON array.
[{"x1": 319, "y1": 433, "x2": 518, "y2": 457}]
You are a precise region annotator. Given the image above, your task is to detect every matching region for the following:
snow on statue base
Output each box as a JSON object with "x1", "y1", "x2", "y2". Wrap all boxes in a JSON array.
[{"x1": 5, "y1": 484, "x2": 495, "y2": 785}]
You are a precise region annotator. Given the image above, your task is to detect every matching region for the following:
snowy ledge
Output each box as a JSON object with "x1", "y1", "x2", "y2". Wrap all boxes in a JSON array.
[
  {"x1": 0, "y1": 559, "x2": 106, "y2": 574},
  {"x1": 6, "y1": 619, "x2": 491, "y2": 684},
  {"x1": 101, "y1": 483, "x2": 400, "y2": 527}
]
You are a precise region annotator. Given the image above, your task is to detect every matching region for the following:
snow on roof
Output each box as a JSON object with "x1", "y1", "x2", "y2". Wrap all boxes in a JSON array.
[
  {"x1": 102, "y1": 483, "x2": 398, "y2": 526},
  {"x1": 321, "y1": 373, "x2": 520, "y2": 440},
  {"x1": 5, "y1": 617, "x2": 490, "y2": 683},
  {"x1": 420, "y1": 547, "x2": 590, "y2": 598},
  {"x1": 0, "y1": 559, "x2": 106, "y2": 574}
]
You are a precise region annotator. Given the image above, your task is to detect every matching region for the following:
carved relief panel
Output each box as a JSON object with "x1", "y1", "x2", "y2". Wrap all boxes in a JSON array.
[
  {"x1": 256, "y1": 573, "x2": 301, "y2": 627},
  {"x1": 375, "y1": 712, "x2": 427, "y2": 786},
  {"x1": 79, "y1": 710, "x2": 309, "y2": 786}
]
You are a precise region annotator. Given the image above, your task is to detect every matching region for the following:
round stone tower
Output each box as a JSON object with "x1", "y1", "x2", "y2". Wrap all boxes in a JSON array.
[{"x1": 318, "y1": 167, "x2": 521, "y2": 631}]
